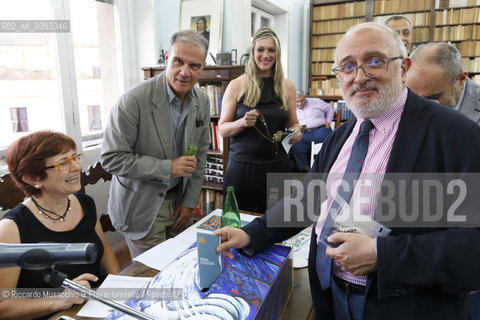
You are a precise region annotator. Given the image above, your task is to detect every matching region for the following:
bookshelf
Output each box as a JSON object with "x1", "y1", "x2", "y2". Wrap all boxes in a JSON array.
[
  {"x1": 141, "y1": 65, "x2": 244, "y2": 215},
  {"x1": 309, "y1": 0, "x2": 480, "y2": 101},
  {"x1": 309, "y1": 1, "x2": 366, "y2": 97}
]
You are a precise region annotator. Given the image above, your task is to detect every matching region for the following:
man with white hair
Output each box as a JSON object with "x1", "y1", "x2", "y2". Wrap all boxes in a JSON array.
[
  {"x1": 291, "y1": 89, "x2": 333, "y2": 171},
  {"x1": 101, "y1": 30, "x2": 211, "y2": 257},
  {"x1": 214, "y1": 22, "x2": 480, "y2": 320}
]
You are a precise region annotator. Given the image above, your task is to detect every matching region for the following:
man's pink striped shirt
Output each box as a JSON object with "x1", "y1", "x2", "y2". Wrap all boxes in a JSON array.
[{"x1": 315, "y1": 87, "x2": 408, "y2": 286}]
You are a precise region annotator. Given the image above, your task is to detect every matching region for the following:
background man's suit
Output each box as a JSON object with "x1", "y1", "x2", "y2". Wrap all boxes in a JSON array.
[
  {"x1": 459, "y1": 77, "x2": 480, "y2": 125},
  {"x1": 242, "y1": 90, "x2": 480, "y2": 320},
  {"x1": 101, "y1": 71, "x2": 210, "y2": 240}
]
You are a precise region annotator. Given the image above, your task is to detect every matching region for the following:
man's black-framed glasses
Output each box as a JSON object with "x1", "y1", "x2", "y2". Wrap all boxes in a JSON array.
[{"x1": 332, "y1": 56, "x2": 403, "y2": 82}]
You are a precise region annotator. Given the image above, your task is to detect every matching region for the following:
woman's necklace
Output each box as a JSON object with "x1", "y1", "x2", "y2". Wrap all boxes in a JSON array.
[{"x1": 31, "y1": 196, "x2": 71, "y2": 223}]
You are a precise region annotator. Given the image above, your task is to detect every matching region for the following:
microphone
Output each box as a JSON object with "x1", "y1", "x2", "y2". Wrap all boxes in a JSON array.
[{"x1": 0, "y1": 243, "x2": 98, "y2": 270}]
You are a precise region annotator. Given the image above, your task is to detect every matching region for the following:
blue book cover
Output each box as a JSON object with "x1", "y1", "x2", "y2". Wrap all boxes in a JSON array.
[{"x1": 196, "y1": 231, "x2": 222, "y2": 288}]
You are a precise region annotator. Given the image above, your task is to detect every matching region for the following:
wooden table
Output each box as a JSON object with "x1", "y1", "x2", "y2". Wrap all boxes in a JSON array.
[{"x1": 49, "y1": 262, "x2": 314, "y2": 320}]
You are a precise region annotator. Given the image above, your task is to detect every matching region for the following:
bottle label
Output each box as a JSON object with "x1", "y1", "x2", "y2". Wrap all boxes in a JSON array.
[{"x1": 221, "y1": 211, "x2": 241, "y2": 228}]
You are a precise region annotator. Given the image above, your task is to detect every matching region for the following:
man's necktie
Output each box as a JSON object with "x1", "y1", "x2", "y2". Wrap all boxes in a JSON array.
[{"x1": 316, "y1": 120, "x2": 374, "y2": 290}]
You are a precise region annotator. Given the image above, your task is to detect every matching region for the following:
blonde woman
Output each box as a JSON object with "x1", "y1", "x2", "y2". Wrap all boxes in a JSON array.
[{"x1": 218, "y1": 27, "x2": 301, "y2": 214}]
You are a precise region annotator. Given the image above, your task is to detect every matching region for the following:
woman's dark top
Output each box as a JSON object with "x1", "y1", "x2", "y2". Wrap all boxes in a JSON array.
[
  {"x1": 2, "y1": 193, "x2": 104, "y2": 289},
  {"x1": 229, "y1": 77, "x2": 289, "y2": 164}
]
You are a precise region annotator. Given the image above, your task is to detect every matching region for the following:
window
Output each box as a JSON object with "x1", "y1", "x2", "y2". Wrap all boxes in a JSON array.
[
  {"x1": 87, "y1": 105, "x2": 102, "y2": 131},
  {"x1": 251, "y1": 6, "x2": 274, "y2": 36},
  {"x1": 10, "y1": 107, "x2": 29, "y2": 132},
  {"x1": 70, "y1": 0, "x2": 119, "y2": 140},
  {"x1": 251, "y1": 12, "x2": 256, "y2": 37},
  {"x1": 0, "y1": 0, "x2": 121, "y2": 169},
  {"x1": 261, "y1": 16, "x2": 270, "y2": 28},
  {"x1": 0, "y1": 0, "x2": 63, "y2": 152}
]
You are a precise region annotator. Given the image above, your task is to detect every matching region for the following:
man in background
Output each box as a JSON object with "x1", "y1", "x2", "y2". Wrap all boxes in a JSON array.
[
  {"x1": 196, "y1": 16, "x2": 210, "y2": 43},
  {"x1": 407, "y1": 42, "x2": 480, "y2": 124},
  {"x1": 385, "y1": 15, "x2": 413, "y2": 53},
  {"x1": 101, "y1": 30, "x2": 211, "y2": 257},
  {"x1": 290, "y1": 89, "x2": 333, "y2": 171}
]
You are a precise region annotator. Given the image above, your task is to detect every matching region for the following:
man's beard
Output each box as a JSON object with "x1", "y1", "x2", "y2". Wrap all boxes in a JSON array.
[{"x1": 341, "y1": 73, "x2": 403, "y2": 119}]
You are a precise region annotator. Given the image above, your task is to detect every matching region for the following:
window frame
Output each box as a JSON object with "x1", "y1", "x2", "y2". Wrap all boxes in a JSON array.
[
  {"x1": 0, "y1": 0, "x2": 129, "y2": 174},
  {"x1": 251, "y1": 6, "x2": 275, "y2": 36}
]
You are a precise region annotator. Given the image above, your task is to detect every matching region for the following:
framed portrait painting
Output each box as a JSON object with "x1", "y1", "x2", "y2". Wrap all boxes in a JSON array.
[{"x1": 180, "y1": 0, "x2": 223, "y2": 65}]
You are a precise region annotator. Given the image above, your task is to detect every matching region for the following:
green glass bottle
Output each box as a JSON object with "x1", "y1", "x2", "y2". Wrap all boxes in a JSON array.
[{"x1": 221, "y1": 186, "x2": 241, "y2": 228}]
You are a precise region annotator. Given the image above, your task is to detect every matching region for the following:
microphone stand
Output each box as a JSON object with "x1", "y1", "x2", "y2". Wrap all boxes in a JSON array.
[
  {"x1": 12, "y1": 248, "x2": 156, "y2": 320},
  {"x1": 40, "y1": 268, "x2": 157, "y2": 320}
]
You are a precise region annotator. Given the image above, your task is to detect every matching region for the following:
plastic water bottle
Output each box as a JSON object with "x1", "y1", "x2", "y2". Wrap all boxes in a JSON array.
[{"x1": 221, "y1": 186, "x2": 241, "y2": 228}]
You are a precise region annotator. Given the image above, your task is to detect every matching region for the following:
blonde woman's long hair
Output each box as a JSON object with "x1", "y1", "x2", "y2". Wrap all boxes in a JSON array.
[{"x1": 244, "y1": 27, "x2": 287, "y2": 111}]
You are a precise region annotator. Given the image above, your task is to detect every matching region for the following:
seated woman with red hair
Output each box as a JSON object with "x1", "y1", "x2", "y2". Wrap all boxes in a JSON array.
[{"x1": 0, "y1": 130, "x2": 119, "y2": 320}]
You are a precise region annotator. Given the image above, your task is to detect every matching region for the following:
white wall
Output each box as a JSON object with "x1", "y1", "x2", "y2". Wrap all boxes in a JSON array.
[
  {"x1": 151, "y1": 0, "x2": 309, "y2": 91},
  {"x1": 153, "y1": 0, "x2": 182, "y2": 64},
  {"x1": 287, "y1": 0, "x2": 310, "y2": 92},
  {"x1": 223, "y1": 0, "x2": 252, "y2": 61},
  {"x1": 133, "y1": 0, "x2": 157, "y2": 80}
]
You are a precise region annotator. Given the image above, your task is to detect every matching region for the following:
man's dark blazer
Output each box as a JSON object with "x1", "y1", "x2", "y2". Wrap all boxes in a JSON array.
[
  {"x1": 243, "y1": 90, "x2": 480, "y2": 320},
  {"x1": 459, "y1": 78, "x2": 480, "y2": 125}
]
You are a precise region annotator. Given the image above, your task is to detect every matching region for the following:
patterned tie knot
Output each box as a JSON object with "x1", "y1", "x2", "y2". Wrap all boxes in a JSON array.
[{"x1": 359, "y1": 120, "x2": 374, "y2": 136}]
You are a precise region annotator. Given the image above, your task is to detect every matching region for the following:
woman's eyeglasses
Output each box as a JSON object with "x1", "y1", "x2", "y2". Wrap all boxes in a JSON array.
[{"x1": 44, "y1": 153, "x2": 83, "y2": 171}]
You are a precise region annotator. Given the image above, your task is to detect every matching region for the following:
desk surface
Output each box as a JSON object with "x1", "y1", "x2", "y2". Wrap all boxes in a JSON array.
[{"x1": 49, "y1": 262, "x2": 314, "y2": 320}]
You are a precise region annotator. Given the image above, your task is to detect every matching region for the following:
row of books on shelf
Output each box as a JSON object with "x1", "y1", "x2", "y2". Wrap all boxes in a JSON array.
[
  {"x1": 205, "y1": 155, "x2": 224, "y2": 184},
  {"x1": 458, "y1": 40, "x2": 480, "y2": 57},
  {"x1": 309, "y1": 78, "x2": 341, "y2": 97},
  {"x1": 412, "y1": 28, "x2": 430, "y2": 43},
  {"x1": 208, "y1": 122, "x2": 223, "y2": 151},
  {"x1": 331, "y1": 100, "x2": 342, "y2": 113},
  {"x1": 373, "y1": 0, "x2": 430, "y2": 14},
  {"x1": 205, "y1": 159, "x2": 223, "y2": 170},
  {"x1": 200, "y1": 84, "x2": 223, "y2": 116},
  {"x1": 312, "y1": 17, "x2": 365, "y2": 35},
  {"x1": 435, "y1": 7, "x2": 480, "y2": 25},
  {"x1": 311, "y1": 48, "x2": 336, "y2": 62},
  {"x1": 195, "y1": 189, "x2": 223, "y2": 216},
  {"x1": 312, "y1": 29, "x2": 431, "y2": 49},
  {"x1": 372, "y1": 12, "x2": 430, "y2": 27},
  {"x1": 335, "y1": 101, "x2": 355, "y2": 121},
  {"x1": 311, "y1": 29, "x2": 427, "y2": 62},
  {"x1": 312, "y1": 34, "x2": 344, "y2": 48},
  {"x1": 205, "y1": 175, "x2": 223, "y2": 184},
  {"x1": 462, "y1": 57, "x2": 480, "y2": 72},
  {"x1": 472, "y1": 74, "x2": 480, "y2": 83},
  {"x1": 436, "y1": 0, "x2": 480, "y2": 8},
  {"x1": 312, "y1": 2, "x2": 366, "y2": 20},
  {"x1": 310, "y1": 62, "x2": 334, "y2": 76},
  {"x1": 205, "y1": 166, "x2": 223, "y2": 176},
  {"x1": 434, "y1": 25, "x2": 480, "y2": 42}
]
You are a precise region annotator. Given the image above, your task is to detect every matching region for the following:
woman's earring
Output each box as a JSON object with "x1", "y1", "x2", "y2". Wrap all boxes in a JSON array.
[{"x1": 35, "y1": 184, "x2": 40, "y2": 188}]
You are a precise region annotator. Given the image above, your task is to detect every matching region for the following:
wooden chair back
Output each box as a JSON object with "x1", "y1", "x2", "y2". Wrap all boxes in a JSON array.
[
  {"x1": 0, "y1": 173, "x2": 25, "y2": 211},
  {"x1": 80, "y1": 162, "x2": 114, "y2": 232}
]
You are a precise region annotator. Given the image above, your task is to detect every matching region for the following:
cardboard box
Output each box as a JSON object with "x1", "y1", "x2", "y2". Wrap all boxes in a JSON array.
[{"x1": 107, "y1": 212, "x2": 293, "y2": 320}]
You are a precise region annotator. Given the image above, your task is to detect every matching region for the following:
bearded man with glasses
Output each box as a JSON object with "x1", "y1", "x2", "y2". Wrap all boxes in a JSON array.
[{"x1": 213, "y1": 22, "x2": 480, "y2": 320}]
